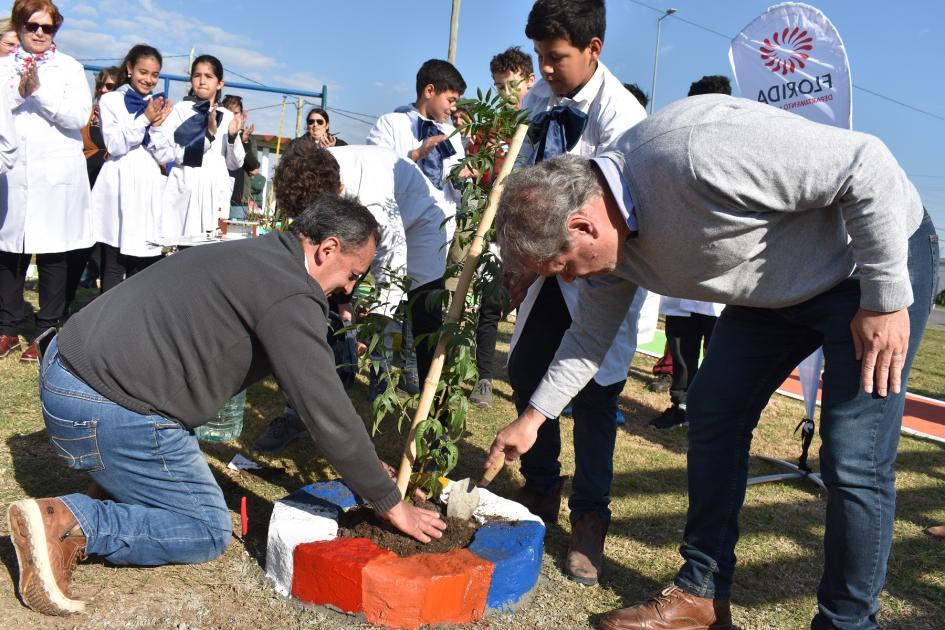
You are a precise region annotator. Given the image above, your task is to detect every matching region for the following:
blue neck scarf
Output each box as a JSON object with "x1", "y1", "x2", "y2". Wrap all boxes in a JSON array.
[
  {"x1": 173, "y1": 100, "x2": 223, "y2": 168},
  {"x1": 399, "y1": 108, "x2": 456, "y2": 190},
  {"x1": 528, "y1": 105, "x2": 589, "y2": 163},
  {"x1": 122, "y1": 87, "x2": 163, "y2": 147}
]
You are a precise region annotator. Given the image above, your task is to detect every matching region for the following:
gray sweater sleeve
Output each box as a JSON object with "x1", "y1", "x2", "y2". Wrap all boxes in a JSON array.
[
  {"x1": 688, "y1": 109, "x2": 922, "y2": 312},
  {"x1": 255, "y1": 294, "x2": 401, "y2": 513},
  {"x1": 530, "y1": 272, "x2": 639, "y2": 416}
]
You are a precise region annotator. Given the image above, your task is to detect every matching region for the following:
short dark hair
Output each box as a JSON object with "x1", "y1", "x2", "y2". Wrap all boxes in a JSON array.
[
  {"x1": 220, "y1": 94, "x2": 243, "y2": 113},
  {"x1": 688, "y1": 75, "x2": 732, "y2": 97},
  {"x1": 273, "y1": 138, "x2": 342, "y2": 219},
  {"x1": 415, "y1": 59, "x2": 466, "y2": 99},
  {"x1": 525, "y1": 0, "x2": 606, "y2": 49},
  {"x1": 288, "y1": 193, "x2": 380, "y2": 252},
  {"x1": 490, "y1": 46, "x2": 534, "y2": 77},
  {"x1": 119, "y1": 45, "x2": 162, "y2": 89},
  {"x1": 623, "y1": 82, "x2": 648, "y2": 108}
]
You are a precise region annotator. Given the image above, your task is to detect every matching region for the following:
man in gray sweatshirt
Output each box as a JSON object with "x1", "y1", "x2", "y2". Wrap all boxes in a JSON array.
[
  {"x1": 486, "y1": 95, "x2": 938, "y2": 630},
  {"x1": 8, "y1": 195, "x2": 446, "y2": 617}
]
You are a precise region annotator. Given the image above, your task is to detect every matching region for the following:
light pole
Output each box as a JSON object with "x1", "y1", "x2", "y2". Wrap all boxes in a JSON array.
[{"x1": 649, "y1": 7, "x2": 677, "y2": 114}]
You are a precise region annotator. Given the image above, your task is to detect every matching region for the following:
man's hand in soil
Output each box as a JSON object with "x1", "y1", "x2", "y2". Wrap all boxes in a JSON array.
[{"x1": 380, "y1": 500, "x2": 447, "y2": 543}]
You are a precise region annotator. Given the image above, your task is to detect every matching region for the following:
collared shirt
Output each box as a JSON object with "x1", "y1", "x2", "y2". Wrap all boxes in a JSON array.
[
  {"x1": 591, "y1": 155, "x2": 637, "y2": 232},
  {"x1": 510, "y1": 60, "x2": 658, "y2": 393}
]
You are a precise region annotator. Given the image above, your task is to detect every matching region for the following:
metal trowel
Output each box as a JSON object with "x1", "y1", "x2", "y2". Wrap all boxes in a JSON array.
[{"x1": 446, "y1": 456, "x2": 505, "y2": 520}]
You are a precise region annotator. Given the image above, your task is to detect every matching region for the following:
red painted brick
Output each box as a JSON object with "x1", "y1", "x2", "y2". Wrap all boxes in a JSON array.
[
  {"x1": 291, "y1": 537, "x2": 393, "y2": 613},
  {"x1": 361, "y1": 549, "x2": 494, "y2": 629}
]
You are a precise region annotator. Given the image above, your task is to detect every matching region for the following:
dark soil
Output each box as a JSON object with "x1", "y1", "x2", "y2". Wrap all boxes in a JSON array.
[{"x1": 338, "y1": 499, "x2": 479, "y2": 557}]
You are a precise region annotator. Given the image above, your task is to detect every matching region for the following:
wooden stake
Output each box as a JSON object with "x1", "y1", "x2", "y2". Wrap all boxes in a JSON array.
[{"x1": 395, "y1": 123, "x2": 530, "y2": 498}]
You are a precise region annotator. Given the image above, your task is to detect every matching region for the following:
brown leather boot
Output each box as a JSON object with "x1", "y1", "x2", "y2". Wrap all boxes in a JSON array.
[
  {"x1": 8, "y1": 498, "x2": 87, "y2": 615},
  {"x1": 566, "y1": 511, "x2": 608, "y2": 585},
  {"x1": 515, "y1": 475, "x2": 567, "y2": 525},
  {"x1": 601, "y1": 585, "x2": 732, "y2": 630},
  {"x1": 927, "y1": 525, "x2": 945, "y2": 539}
]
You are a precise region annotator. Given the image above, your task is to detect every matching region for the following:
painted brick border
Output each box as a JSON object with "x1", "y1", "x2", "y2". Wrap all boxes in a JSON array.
[{"x1": 265, "y1": 479, "x2": 544, "y2": 628}]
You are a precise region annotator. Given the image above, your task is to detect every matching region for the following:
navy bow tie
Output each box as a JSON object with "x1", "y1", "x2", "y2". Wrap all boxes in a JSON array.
[
  {"x1": 123, "y1": 90, "x2": 163, "y2": 147},
  {"x1": 414, "y1": 117, "x2": 456, "y2": 190},
  {"x1": 173, "y1": 100, "x2": 223, "y2": 168},
  {"x1": 528, "y1": 105, "x2": 589, "y2": 163}
]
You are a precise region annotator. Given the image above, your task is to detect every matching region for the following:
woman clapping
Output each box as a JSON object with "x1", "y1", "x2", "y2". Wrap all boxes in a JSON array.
[{"x1": 0, "y1": 0, "x2": 92, "y2": 361}]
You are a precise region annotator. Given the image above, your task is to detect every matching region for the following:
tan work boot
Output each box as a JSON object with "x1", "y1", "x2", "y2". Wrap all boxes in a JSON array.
[
  {"x1": 927, "y1": 525, "x2": 945, "y2": 539},
  {"x1": 565, "y1": 511, "x2": 608, "y2": 585},
  {"x1": 8, "y1": 498, "x2": 87, "y2": 615},
  {"x1": 601, "y1": 585, "x2": 732, "y2": 630}
]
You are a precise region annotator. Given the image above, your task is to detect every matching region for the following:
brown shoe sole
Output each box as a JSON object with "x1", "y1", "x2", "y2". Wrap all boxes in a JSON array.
[{"x1": 7, "y1": 500, "x2": 85, "y2": 615}]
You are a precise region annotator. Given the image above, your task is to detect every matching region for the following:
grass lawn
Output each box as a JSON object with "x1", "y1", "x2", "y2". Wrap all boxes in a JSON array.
[{"x1": 0, "y1": 289, "x2": 942, "y2": 629}]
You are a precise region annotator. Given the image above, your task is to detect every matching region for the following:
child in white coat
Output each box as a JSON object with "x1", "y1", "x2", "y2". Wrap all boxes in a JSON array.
[
  {"x1": 154, "y1": 54, "x2": 244, "y2": 238},
  {"x1": 91, "y1": 44, "x2": 174, "y2": 292}
]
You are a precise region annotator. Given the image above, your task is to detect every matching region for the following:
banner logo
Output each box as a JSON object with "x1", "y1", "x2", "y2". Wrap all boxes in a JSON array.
[{"x1": 760, "y1": 27, "x2": 813, "y2": 75}]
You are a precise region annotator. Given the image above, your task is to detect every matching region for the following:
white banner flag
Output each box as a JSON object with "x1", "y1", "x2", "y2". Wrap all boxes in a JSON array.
[{"x1": 729, "y1": 2, "x2": 852, "y2": 129}]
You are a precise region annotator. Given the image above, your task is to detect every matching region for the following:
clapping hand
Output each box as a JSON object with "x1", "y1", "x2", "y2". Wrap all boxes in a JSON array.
[
  {"x1": 241, "y1": 121, "x2": 254, "y2": 143},
  {"x1": 145, "y1": 96, "x2": 172, "y2": 126},
  {"x1": 18, "y1": 64, "x2": 39, "y2": 98},
  {"x1": 228, "y1": 109, "x2": 242, "y2": 138},
  {"x1": 208, "y1": 104, "x2": 219, "y2": 137}
]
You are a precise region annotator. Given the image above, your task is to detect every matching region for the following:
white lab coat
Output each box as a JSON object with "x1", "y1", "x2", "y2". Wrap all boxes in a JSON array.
[
  {"x1": 153, "y1": 100, "x2": 245, "y2": 237},
  {"x1": 510, "y1": 61, "x2": 658, "y2": 386},
  {"x1": 91, "y1": 88, "x2": 176, "y2": 257},
  {"x1": 328, "y1": 144, "x2": 454, "y2": 317},
  {"x1": 365, "y1": 106, "x2": 465, "y2": 207},
  {"x1": 0, "y1": 51, "x2": 92, "y2": 253},
  {"x1": 0, "y1": 89, "x2": 17, "y2": 173},
  {"x1": 659, "y1": 296, "x2": 725, "y2": 318}
]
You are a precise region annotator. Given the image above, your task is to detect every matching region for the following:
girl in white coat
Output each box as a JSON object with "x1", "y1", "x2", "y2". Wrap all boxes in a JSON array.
[
  {"x1": 153, "y1": 54, "x2": 244, "y2": 238},
  {"x1": 91, "y1": 44, "x2": 174, "y2": 292},
  {"x1": 0, "y1": 0, "x2": 92, "y2": 362}
]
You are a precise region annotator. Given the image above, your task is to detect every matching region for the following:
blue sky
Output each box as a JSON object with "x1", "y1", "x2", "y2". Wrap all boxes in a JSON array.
[{"x1": 55, "y1": 0, "x2": 944, "y2": 231}]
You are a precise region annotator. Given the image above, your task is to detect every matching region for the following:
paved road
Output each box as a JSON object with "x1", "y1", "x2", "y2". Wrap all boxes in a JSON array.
[{"x1": 929, "y1": 306, "x2": 945, "y2": 331}]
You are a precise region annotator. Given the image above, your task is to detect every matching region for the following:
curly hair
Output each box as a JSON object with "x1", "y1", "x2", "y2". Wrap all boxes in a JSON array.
[
  {"x1": 490, "y1": 46, "x2": 534, "y2": 77},
  {"x1": 272, "y1": 137, "x2": 342, "y2": 219}
]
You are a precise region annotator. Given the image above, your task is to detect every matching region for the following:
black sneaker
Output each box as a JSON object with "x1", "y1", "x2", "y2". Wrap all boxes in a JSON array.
[
  {"x1": 649, "y1": 406, "x2": 688, "y2": 429},
  {"x1": 251, "y1": 413, "x2": 307, "y2": 452}
]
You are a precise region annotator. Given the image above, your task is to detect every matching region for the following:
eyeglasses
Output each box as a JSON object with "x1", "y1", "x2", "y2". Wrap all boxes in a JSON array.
[
  {"x1": 307, "y1": 118, "x2": 326, "y2": 126},
  {"x1": 24, "y1": 22, "x2": 56, "y2": 35},
  {"x1": 103, "y1": 82, "x2": 116, "y2": 90}
]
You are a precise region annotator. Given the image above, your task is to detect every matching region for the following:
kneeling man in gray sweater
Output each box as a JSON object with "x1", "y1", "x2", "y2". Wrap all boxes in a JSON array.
[
  {"x1": 8, "y1": 194, "x2": 446, "y2": 617},
  {"x1": 486, "y1": 94, "x2": 937, "y2": 630}
]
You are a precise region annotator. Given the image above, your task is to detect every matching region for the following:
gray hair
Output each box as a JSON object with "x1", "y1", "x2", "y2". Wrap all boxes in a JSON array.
[{"x1": 495, "y1": 154, "x2": 603, "y2": 265}]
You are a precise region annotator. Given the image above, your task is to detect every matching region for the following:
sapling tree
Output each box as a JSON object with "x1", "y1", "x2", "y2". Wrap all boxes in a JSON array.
[{"x1": 349, "y1": 89, "x2": 529, "y2": 499}]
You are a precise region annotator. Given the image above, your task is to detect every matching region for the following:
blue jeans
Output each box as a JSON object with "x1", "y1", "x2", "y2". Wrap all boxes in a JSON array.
[
  {"x1": 40, "y1": 337, "x2": 231, "y2": 566},
  {"x1": 508, "y1": 277, "x2": 622, "y2": 522},
  {"x1": 675, "y1": 212, "x2": 938, "y2": 630}
]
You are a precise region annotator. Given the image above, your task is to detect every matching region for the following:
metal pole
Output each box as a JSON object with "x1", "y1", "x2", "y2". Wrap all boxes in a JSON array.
[
  {"x1": 447, "y1": 0, "x2": 461, "y2": 64},
  {"x1": 321, "y1": 83, "x2": 328, "y2": 109},
  {"x1": 649, "y1": 8, "x2": 677, "y2": 114}
]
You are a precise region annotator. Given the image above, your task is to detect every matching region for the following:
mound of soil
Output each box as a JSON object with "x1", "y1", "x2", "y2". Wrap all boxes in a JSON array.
[{"x1": 338, "y1": 500, "x2": 478, "y2": 557}]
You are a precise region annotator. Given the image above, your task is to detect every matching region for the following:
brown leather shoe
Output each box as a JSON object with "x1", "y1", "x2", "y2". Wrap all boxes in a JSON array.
[
  {"x1": 927, "y1": 525, "x2": 945, "y2": 539},
  {"x1": 8, "y1": 498, "x2": 87, "y2": 615},
  {"x1": 515, "y1": 475, "x2": 567, "y2": 524},
  {"x1": 601, "y1": 585, "x2": 732, "y2": 630},
  {"x1": 566, "y1": 511, "x2": 608, "y2": 585},
  {"x1": 19, "y1": 343, "x2": 39, "y2": 363},
  {"x1": 0, "y1": 334, "x2": 21, "y2": 358}
]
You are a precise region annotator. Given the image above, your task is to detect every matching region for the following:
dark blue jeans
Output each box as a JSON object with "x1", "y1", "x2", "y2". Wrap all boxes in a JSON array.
[
  {"x1": 675, "y1": 212, "x2": 938, "y2": 630},
  {"x1": 40, "y1": 337, "x2": 231, "y2": 566},
  {"x1": 509, "y1": 277, "x2": 623, "y2": 522}
]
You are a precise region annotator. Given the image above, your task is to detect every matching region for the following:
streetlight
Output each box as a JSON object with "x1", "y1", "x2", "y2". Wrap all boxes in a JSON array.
[{"x1": 649, "y1": 7, "x2": 677, "y2": 114}]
